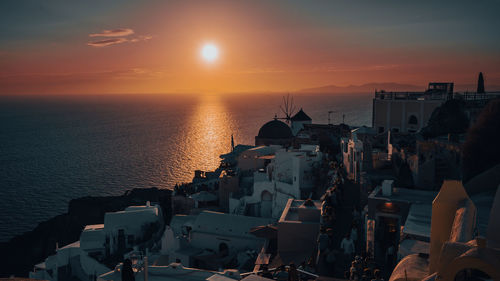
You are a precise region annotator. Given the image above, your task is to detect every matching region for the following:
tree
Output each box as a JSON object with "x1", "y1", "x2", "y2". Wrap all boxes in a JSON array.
[
  {"x1": 421, "y1": 99, "x2": 469, "y2": 139},
  {"x1": 477, "y1": 72, "x2": 485, "y2": 94},
  {"x1": 462, "y1": 99, "x2": 500, "y2": 182}
]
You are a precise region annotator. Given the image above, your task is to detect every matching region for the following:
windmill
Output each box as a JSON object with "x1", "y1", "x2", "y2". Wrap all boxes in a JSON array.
[{"x1": 277, "y1": 93, "x2": 297, "y2": 124}]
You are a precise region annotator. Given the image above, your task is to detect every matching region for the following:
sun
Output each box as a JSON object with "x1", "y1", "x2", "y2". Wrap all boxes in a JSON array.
[{"x1": 200, "y1": 43, "x2": 219, "y2": 63}]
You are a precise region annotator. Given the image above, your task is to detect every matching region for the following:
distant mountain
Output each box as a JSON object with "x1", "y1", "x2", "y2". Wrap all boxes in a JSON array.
[
  {"x1": 298, "y1": 82, "x2": 500, "y2": 94},
  {"x1": 298, "y1": 83, "x2": 424, "y2": 94}
]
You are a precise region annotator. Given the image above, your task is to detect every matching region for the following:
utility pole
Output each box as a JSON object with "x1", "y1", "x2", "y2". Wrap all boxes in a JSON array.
[{"x1": 328, "y1": 110, "x2": 337, "y2": 125}]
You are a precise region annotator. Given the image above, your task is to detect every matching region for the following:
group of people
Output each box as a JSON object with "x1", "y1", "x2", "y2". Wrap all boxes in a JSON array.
[
  {"x1": 314, "y1": 164, "x2": 348, "y2": 275},
  {"x1": 347, "y1": 255, "x2": 383, "y2": 281},
  {"x1": 258, "y1": 263, "x2": 303, "y2": 281},
  {"x1": 320, "y1": 165, "x2": 345, "y2": 228}
]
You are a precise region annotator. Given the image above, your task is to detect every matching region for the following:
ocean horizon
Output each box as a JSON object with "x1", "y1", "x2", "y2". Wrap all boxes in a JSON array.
[{"x1": 0, "y1": 93, "x2": 372, "y2": 242}]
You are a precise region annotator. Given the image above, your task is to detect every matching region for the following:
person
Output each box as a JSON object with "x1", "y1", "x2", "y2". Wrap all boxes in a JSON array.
[
  {"x1": 349, "y1": 261, "x2": 358, "y2": 281},
  {"x1": 274, "y1": 265, "x2": 289, "y2": 281},
  {"x1": 122, "y1": 259, "x2": 135, "y2": 281},
  {"x1": 352, "y1": 208, "x2": 360, "y2": 225},
  {"x1": 350, "y1": 223, "x2": 358, "y2": 245},
  {"x1": 305, "y1": 258, "x2": 316, "y2": 273},
  {"x1": 354, "y1": 256, "x2": 363, "y2": 279},
  {"x1": 385, "y1": 244, "x2": 395, "y2": 270},
  {"x1": 317, "y1": 230, "x2": 330, "y2": 266},
  {"x1": 340, "y1": 233, "x2": 355, "y2": 260},
  {"x1": 325, "y1": 248, "x2": 337, "y2": 275},
  {"x1": 330, "y1": 187, "x2": 338, "y2": 207},
  {"x1": 260, "y1": 265, "x2": 273, "y2": 279},
  {"x1": 361, "y1": 268, "x2": 372, "y2": 281},
  {"x1": 371, "y1": 269, "x2": 384, "y2": 281},
  {"x1": 288, "y1": 263, "x2": 299, "y2": 281}
]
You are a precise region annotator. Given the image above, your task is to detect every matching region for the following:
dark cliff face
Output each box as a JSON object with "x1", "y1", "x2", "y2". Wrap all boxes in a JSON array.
[{"x1": 0, "y1": 187, "x2": 172, "y2": 277}]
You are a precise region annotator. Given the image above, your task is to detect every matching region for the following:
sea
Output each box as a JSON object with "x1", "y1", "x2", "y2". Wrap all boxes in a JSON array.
[{"x1": 0, "y1": 93, "x2": 372, "y2": 242}]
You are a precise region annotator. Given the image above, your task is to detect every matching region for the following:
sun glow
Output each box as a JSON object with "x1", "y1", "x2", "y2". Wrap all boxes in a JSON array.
[{"x1": 200, "y1": 43, "x2": 219, "y2": 63}]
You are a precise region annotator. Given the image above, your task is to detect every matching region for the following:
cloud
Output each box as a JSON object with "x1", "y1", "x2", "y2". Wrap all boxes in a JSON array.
[
  {"x1": 87, "y1": 35, "x2": 152, "y2": 47},
  {"x1": 87, "y1": 38, "x2": 128, "y2": 47},
  {"x1": 130, "y1": 35, "x2": 153, "y2": 43},
  {"x1": 87, "y1": 28, "x2": 152, "y2": 47},
  {"x1": 89, "y1": 28, "x2": 134, "y2": 37}
]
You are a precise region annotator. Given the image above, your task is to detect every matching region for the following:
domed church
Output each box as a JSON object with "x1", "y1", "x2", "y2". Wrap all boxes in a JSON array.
[{"x1": 255, "y1": 117, "x2": 293, "y2": 146}]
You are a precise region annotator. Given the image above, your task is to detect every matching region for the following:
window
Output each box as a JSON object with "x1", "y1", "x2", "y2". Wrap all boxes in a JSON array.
[
  {"x1": 378, "y1": 127, "x2": 384, "y2": 133},
  {"x1": 392, "y1": 128, "x2": 399, "y2": 133},
  {"x1": 408, "y1": 115, "x2": 418, "y2": 125}
]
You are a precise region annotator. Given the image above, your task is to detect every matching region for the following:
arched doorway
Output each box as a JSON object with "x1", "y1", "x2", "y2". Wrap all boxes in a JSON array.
[
  {"x1": 218, "y1": 242, "x2": 229, "y2": 257},
  {"x1": 261, "y1": 190, "x2": 273, "y2": 217}
]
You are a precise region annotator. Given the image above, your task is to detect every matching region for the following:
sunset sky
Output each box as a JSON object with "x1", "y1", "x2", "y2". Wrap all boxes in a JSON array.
[{"x1": 1, "y1": 0, "x2": 500, "y2": 94}]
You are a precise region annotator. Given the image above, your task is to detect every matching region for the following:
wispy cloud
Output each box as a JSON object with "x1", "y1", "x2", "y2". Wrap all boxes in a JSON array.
[
  {"x1": 87, "y1": 38, "x2": 128, "y2": 47},
  {"x1": 89, "y1": 28, "x2": 134, "y2": 37},
  {"x1": 87, "y1": 28, "x2": 152, "y2": 47},
  {"x1": 130, "y1": 35, "x2": 153, "y2": 43}
]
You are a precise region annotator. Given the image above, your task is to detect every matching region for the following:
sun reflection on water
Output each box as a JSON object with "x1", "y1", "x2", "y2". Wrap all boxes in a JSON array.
[{"x1": 177, "y1": 95, "x2": 236, "y2": 181}]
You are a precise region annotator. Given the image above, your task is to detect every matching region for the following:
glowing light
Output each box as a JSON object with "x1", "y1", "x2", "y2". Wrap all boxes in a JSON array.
[{"x1": 200, "y1": 43, "x2": 219, "y2": 63}]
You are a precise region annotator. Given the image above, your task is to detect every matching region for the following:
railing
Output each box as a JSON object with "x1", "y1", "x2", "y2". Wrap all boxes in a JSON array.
[
  {"x1": 239, "y1": 265, "x2": 319, "y2": 279},
  {"x1": 375, "y1": 91, "x2": 500, "y2": 101},
  {"x1": 374, "y1": 91, "x2": 446, "y2": 101},
  {"x1": 454, "y1": 91, "x2": 500, "y2": 101}
]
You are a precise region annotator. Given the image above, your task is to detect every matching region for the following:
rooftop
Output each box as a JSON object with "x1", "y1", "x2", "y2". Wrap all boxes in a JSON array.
[
  {"x1": 192, "y1": 211, "x2": 275, "y2": 238},
  {"x1": 257, "y1": 119, "x2": 293, "y2": 139},
  {"x1": 290, "y1": 108, "x2": 312, "y2": 121},
  {"x1": 279, "y1": 199, "x2": 321, "y2": 223},
  {"x1": 403, "y1": 203, "x2": 432, "y2": 239},
  {"x1": 369, "y1": 186, "x2": 438, "y2": 205},
  {"x1": 83, "y1": 224, "x2": 104, "y2": 231}
]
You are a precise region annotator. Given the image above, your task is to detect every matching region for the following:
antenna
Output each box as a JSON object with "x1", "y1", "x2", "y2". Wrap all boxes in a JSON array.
[{"x1": 328, "y1": 110, "x2": 337, "y2": 125}]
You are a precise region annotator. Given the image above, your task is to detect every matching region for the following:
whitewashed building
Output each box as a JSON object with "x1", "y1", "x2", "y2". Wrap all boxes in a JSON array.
[
  {"x1": 30, "y1": 202, "x2": 164, "y2": 281},
  {"x1": 160, "y1": 211, "x2": 275, "y2": 269},
  {"x1": 230, "y1": 145, "x2": 323, "y2": 218},
  {"x1": 341, "y1": 126, "x2": 375, "y2": 182},
  {"x1": 98, "y1": 262, "x2": 241, "y2": 281}
]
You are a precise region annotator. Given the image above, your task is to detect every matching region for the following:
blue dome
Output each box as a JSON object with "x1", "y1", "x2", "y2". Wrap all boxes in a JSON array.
[{"x1": 257, "y1": 119, "x2": 293, "y2": 139}]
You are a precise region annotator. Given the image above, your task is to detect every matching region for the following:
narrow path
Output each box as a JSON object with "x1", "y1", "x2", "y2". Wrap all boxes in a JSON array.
[
  {"x1": 331, "y1": 179, "x2": 361, "y2": 277},
  {"x1": 317, "y1": 174, "x2": 361, "y2": 279}
]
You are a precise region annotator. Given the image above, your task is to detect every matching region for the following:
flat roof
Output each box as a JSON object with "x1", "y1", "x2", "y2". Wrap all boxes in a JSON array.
[
  {"x1": 84, "y1": 224, "x2": 104, "y2": 231},
  {"x1": 279, "y1": 199, "x2": 321, "y2": 222},
  {"x1": 59, "y1": 240, "x2": 80, "y2": 250},
  {"x1": 403, "y1": 203, "x2": 432, "y2": 239},
  {"x1": 369, "y1": 186, "x2": 438, "y2": 205}
]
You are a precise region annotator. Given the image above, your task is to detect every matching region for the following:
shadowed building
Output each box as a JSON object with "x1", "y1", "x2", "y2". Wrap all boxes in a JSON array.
[
  {"x1": 389, "y1": 179, "x2": 500, "y2": 281},
  {"x1": 290, "y1": 108, "x2": 312, "y2": 135},
  {"x1": 255, "y1": 119, "x2": 293, "y2": 147},
  {"x1": 372, "y1": 82, "x2": 453, "y2": 134}
]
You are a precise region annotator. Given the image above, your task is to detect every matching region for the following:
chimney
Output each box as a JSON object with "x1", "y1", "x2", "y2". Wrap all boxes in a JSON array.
[{"x1": 381, "y1": 180, "x2": 393, "y2": 196}]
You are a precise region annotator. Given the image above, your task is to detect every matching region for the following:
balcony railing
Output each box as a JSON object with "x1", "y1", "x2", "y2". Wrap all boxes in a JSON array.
[{"x1": 375, "y1": 91, "x2": 500, "y2": 101}]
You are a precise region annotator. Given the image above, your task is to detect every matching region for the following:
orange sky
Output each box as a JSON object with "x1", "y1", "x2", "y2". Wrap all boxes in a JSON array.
[{"x1": 1, "y1": 1, "x2": 499, "y2": 95}]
